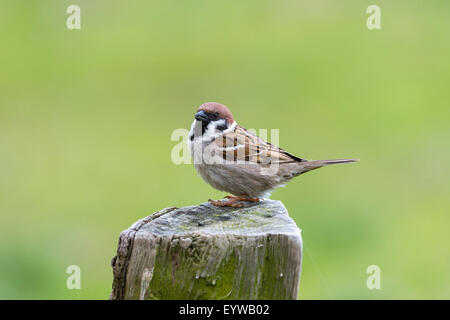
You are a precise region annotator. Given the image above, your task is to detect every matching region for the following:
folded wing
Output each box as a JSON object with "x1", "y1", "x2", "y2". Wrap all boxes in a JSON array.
[{"x1": 212, "y1": 125, "x2": 307, "y2": 166}]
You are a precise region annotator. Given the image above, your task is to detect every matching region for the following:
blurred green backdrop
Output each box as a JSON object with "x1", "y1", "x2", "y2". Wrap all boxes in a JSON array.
[{"x1": 1, "y1": 0, "x2": 449, "y2": 299}]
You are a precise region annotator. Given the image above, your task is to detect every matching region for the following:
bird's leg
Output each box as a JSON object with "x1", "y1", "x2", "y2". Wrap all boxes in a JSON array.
[{"x1": 208, "y1": 195, "x2": 260, "y2": 208}]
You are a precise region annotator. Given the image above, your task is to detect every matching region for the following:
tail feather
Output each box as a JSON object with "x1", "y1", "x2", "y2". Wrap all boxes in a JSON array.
[{"x1": 296, "y1": 158, "x2": 359, "y2": 175}]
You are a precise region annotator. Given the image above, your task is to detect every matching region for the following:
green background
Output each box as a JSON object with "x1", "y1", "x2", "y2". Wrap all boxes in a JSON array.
[{"x1": 1, "y1": 0, "x2": 449, "y2": 299}]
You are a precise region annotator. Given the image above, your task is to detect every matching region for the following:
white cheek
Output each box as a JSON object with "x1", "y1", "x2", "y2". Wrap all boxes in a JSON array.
[
  {"x1": 203, "y1": 119, "x2": 226, "y2": 138},
  {"x1": 188, "y1": 119, "x2": 237, "y2": 147}
]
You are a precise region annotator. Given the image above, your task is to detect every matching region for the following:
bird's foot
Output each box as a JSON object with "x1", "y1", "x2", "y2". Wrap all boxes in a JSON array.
[
  {"x1": 208, "y1": 196, "x2": 260, "y2": 208},
  {"x1": 208, "y1": 198, "x2": 242, "y2": 208},
  {"x1": 224, "y1": 195, "x2": 260, "y2": 202}
]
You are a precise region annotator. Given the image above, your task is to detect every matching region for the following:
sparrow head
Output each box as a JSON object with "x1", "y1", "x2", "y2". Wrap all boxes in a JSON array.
[
  {"x1": 195, "y1": 102, "x2": 234, "y2": 126},
  {"x1": 191, "y1": 102, "x2": 235, "y2": 138}
]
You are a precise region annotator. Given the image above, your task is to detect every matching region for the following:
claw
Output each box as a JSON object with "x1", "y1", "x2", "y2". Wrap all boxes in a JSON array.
[
  {"x1": 208, "y1": 199, "x2": 225, "y2": 206},
  {"x1": 208, "y1": 195, "x2": 260, "y2": 207}
]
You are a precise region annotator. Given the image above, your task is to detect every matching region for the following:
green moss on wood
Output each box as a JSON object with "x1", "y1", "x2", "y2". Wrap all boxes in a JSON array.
[{"x1": 113, "y1": 200, "x2": 302, "y2": 300}]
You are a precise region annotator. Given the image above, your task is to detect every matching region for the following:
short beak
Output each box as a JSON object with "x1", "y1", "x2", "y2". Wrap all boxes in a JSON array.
[{"x1": 194, "y1": 110, "x2": 209, "y2": 122}]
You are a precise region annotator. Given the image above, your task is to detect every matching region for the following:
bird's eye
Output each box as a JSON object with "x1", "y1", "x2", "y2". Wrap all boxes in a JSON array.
[{"x1": 211, "y1": 112, "x2": 219, "y2": 120}]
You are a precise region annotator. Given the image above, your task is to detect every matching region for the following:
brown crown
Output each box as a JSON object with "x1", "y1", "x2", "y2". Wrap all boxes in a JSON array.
[{"x1": 198, "y1": 102, "x2": 234, "y2": 125}]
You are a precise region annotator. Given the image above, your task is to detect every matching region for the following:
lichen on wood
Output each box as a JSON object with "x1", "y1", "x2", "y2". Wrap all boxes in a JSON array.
[{"x1": 110, "y1": 200, "x2": 302, "y2": 300}]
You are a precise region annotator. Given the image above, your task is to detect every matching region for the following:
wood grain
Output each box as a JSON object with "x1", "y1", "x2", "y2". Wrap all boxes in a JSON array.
[{"x1": 110, "y1": 200, "x2": 302, "y2": 300}]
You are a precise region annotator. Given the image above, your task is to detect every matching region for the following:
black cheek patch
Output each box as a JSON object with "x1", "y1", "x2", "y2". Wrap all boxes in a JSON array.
[{"x1": 216, "y1": 123, "x2": 228, "y2": 131}]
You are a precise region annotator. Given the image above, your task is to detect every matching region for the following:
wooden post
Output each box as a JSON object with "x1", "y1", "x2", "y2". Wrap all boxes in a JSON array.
[{"x1": 110, "y1": 200, "x2": 302, "y2": 300}]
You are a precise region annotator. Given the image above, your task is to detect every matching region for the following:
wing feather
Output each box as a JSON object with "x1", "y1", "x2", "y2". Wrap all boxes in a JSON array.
[{"x1": 212, "y1": 125, "x2": 306, "y2": 165}]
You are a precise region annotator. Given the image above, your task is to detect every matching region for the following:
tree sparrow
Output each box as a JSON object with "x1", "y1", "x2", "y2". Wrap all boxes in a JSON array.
[{"x1": 188, "y1": 102, "x2": 358, "y2": 207}]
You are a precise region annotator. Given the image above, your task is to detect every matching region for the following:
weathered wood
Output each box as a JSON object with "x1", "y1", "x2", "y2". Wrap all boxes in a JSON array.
[{"x1": 110, "y1": 200, "x2": 302, "y2": 300}]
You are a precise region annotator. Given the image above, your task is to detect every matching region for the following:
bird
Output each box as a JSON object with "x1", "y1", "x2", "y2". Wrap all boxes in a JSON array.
[{"x1": 188, "y1": 102, "x2": 358, "y2": 207}]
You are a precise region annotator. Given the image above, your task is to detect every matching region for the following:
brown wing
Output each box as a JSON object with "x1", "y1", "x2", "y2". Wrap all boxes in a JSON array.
[{"x1": 212, "y1": 125, "x2": 307, "y2": 165}]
